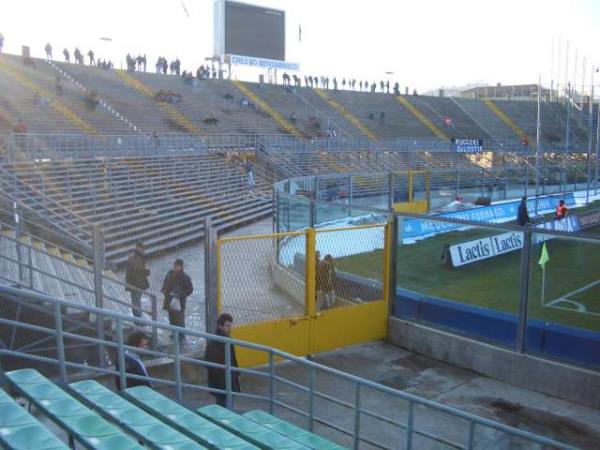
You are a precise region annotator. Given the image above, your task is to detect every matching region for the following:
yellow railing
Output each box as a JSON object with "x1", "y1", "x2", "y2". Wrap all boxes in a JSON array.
[
  {"x1": 313, "y1": 88, "x2": 377, "y2": 140},
  {"x1": 395, "y1": 96, "x2": 448, "y2": 140},
  {"x1": 0, "y1": 56, "x2": 98, "y2": 135},
  {"x1": 231, "y1": 80, "x2": 303, "y2": 138},
  {"x1": 115, "y1": 70, "x2": 202, "y2": 135},
  {"x1": 484, "y1": 99, "x2": 526, "y2": 138}
]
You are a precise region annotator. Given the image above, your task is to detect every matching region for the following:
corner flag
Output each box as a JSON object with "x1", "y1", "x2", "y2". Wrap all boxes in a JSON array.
[{"x1": 538, "y1": 242, "x2": 549, "y2": 268}]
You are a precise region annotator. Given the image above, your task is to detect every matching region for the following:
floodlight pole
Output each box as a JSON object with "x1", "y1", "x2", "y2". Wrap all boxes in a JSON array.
[
  {"x1": 534, "y1": 75, "x2": 541, "y2": 214},
  {"x1": 586, "y1": 68, "x2": 594, "y2": 204}
]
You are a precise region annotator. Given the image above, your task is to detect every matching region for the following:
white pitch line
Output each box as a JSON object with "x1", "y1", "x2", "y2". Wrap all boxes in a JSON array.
[
  {"x1": 553, "y1": 279, "x2": 600, "y2": 302},
  {"x1": 546, "y1": 298, "x2": 588, "y2": 312}
]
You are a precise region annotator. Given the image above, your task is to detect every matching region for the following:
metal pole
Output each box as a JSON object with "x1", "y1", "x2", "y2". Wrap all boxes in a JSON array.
[
  {"x1": 534, "y1": 75, "x2": 542, "y2": 214},
  {"x1": 308, "y1": 367, "x2": 315, "y2": 432},
  {"x1": 54, "y1": 302, "x2": 67, "y2": 384},
  {"x1": 116, "y1": 317, "x2": 126, "y2": 390},
  {"x1": 225, "y1": 342, "x2": 233, "y2": 409},
  {"x1": 565, "y1": 82, "x2": 571, "y2": 153},
  {"x1": 405, "y1": 401, "x2": 415, "y2": 449},
  {"x1": 92, "y1": 225, "x2": 106, "y2": 368},
  {"x1": 353, "y1": 383, "x2": 361, "y2": 450},
  {"x1": 14, "y1": 204, "x2": 23, "y2": 285},
  {"x1": 174, "y1": 331, "x2": 182, "y2": 401},
  {"x1": 349, "y1": 174, "x2": 353, "y2": 216},
  {"x1": 150, "y1": 294, "x2": 158, "y2": 350},
  {"x1": 596, "y1": 84, "x2": 600, "y2": 194},
  {"x1": 516, "y1": 229, "x2": 532, "y2": 353},
  {"x1": 204, "y1": 217, "x2": 218, "y2": 334},
  {"x1": 586, "y1": 71, "x2": 594, "y2": 205},
  {"x1": 268, "y1": 352, "x2": 275, "y2": 414},
  {"x1": 388, "y1": 172, "x2": 394, "y2": 212}
]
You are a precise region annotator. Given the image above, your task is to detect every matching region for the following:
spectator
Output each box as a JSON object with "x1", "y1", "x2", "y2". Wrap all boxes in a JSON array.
[
  {"x1": 359, "y1": 80, "x2": 363, "y2": 91},
  {"x1": 14, "y1": 118, "x2": 27, "y2": 134},
  {"x1": 386, "y1": 80, "x2": 390, "y2": 94},
  {"x1": 136, "y1": 55, "x2": 143, "y2": 71},
  {"x1": 84, "y1": 90, "x2": 99, "y2": 111},
  {"x1": 342, "y1": 78, "x2": 346, "y2": 89},
  {"x1": 224, "y1": 92, "x2": 234, "y2": 100},
  {"x1": 555, "y1": 200, "x2": 568, "y2": 220},
  {"x1": 203, "y1": 113, "x2": 218, "y2": 126},
  {"x1": 87, "y1": 50, "x2": 95, "y2": 66},
  {"x1": 316, "y1": 255, "x2": 336, "y2": 309},
  {"x1": 240, "y1": 96, "x2": 249, "y2": 108},
  {"x1": 282, "y1": 72, "x2": 290, "y2": 86},
  {"x1": 364, "y1": 80, "x2": 368, "y2": 91},
  {"x1": 161, "y1": 259, "x2": 193, "y2": 342},
  {"x1": 44, "y1": 43, "x2": 52, "y2": 61},
  {"x1": 0, "y1": 33, "x2": 3, "y2": 53},
  {"x1": 115, "y1": 331, "x2": 151, "y2": 390},
  {"x1": 155, "y1": 57, "x2": 162, "y2": 74},
  {"x1": 203, "y1": 313, "x2": 240, "y2": 407},
  {"x1": 142, "y1": 54, "x2": 147, "y2": 72},
  {"x1": 289, "y1": 111, "x2": 297, "y2": 125},
  {"x1": 162, "y1": 58, "x2": 168, "y2": 74},
  {"x1": 521, "y1": 135, "x2": 529, "y2": 147},
  {"x1": 333, "y1": 77, "x2": 338, "y2": 91},
  {"x1": 125, "y1": 242, "x2": 150, "y2": 318},
  {"x1": 63, "y1": 48, "x2": 70, "y2": 63},
  {"x1": 379, "y1": 111, "x2": 385, "y2": 125},
  {"x1": 55, "y1": 76, "x2": 64, "y2": 96},
  {"x1": 370, "y1": 83, "x2": 376, "y2": 93},
  {"x1": 393, "y1": 82, "x2": 400, "y2": 96},
  {"x1": 314, "y1": 75, "x2": 319, "y2": 88},
  {"x1": 308, "y1": 75, "x2": 313, "y2": 88},
  {"x1": 517, "y1": 197, "x2": 531, "y2": 226},
  {"x1": 245, "y1": 158, "x2": 255, "y2": 190},
  {"x1": 74, "y1": 47, "x2": 83, "y2": 64}
]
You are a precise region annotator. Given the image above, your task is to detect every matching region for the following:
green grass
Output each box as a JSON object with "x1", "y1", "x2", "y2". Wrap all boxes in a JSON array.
[{"x1": 336, "y1": 221, "x2": 600, "y2": 332}]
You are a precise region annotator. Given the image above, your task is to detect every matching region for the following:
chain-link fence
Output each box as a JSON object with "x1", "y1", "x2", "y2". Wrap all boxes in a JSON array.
[
  {"x1": 217, "y1": 232, "x2": 306, "y2": 326},
  {"x1": 315, "y1": 225, "x2": 386, "y2": 312}
]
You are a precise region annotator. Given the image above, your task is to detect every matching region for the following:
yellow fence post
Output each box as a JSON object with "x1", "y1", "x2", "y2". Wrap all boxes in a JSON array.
[
  {"x1": 305, "y1": 227, "x2": 317, "y2": 318},
  {"x1": 382, "y1": 220, "x2": 392, "y2": 335}
]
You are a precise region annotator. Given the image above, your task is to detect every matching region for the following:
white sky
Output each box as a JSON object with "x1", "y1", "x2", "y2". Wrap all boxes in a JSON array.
[{"x1": 1, "y1": 0, "x2": 599, "y2": 93}]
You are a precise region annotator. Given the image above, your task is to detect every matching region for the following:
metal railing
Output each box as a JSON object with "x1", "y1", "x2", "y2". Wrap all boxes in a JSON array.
[
  {"x1": 0, "y1": 283, "x2": 578, "y2": 450},
  {"x1": 3, "y1": 132, "x2": 593, "y2": 162}
]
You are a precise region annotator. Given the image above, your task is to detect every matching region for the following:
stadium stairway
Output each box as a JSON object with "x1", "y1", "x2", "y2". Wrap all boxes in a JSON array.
[
  {"x1": 133, "y1": 73, "x2": 287, "y2": 136},
  {"x1": 231, "y1": 80, "x2": 305, "y2": 138},
  {"x1": 115, "y1": 70, "x2": 202, "y2": 135},
  {"x1": 324, "y1": 90, "x2": 436, "y2": 139},
  {"x1": 0, "y1": 369, "x2": 346, "y2": 450},
  {"x1": 405, "y1": 96, "x2": 491, "y2": 142},
  {"x1": 451, "y1": 97, "x2": 518, "y2": 144},
  {"x1": 395, "y1": 96, "x2": 448, "y2": 140},
  {"x1": 313, "y1": 88, "x2": 377, "y2": 140},
  {"x1": 47, "y1": 59, "x2": 140, "y2": 134},
  {"x1": 483, "y1": 99, "x2": 526, "y2": 139},
  {"x1": 0, "y1": 55, "x2": 98, "y2": 135}
]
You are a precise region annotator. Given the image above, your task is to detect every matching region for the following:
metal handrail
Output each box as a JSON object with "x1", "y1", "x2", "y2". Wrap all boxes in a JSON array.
[{"x1": 0, "y1": 283, "x2": 578, "y2": 450}]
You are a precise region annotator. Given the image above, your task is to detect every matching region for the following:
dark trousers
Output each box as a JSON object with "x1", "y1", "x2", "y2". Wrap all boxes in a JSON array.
[
  {"x1": 130, "y1": 291, "x2": 142, "y2": 318},
  {"x1": 168, "y1": 309, "x2": 185, "y2": 341}
]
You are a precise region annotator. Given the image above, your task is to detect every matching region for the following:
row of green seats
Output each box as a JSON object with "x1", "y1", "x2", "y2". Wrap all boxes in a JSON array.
[
  {"x1": 123, "y1": 385, "x2": 258, "y2": 450},
  {"x1": 69, "y1": 380, "x2": 206, "y2": 450},
  {"x1": 197, "y1": 405, "x2": 309, "y2": 450},
  {"x1": 243, "y1": 410, "x2": 345, "y2": 450},
  {"x1": 4, "y1": 369, "x2": 143, "y2": 450},
  {"x1": 0, "y1": 388, "x2": 69, "y2": 450}
]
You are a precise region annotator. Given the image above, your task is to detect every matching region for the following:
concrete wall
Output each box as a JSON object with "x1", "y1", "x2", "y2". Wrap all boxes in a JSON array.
[{"x1": 388, "y1": 317, "x2": 600, "y2": 409}]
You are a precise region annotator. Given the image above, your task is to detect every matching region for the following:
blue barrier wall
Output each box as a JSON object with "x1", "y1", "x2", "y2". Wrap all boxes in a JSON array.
[{"x1": 393, "y1": 288, "x2": 600, "y2": 369}]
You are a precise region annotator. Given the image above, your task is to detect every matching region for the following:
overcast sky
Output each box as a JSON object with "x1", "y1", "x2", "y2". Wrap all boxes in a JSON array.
[{"x1": 1, "y1": 0, "x2": 599, "y2": 93}]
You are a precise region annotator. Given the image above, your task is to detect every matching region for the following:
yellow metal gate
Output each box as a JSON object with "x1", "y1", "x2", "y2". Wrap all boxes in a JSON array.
[{"x1": 217, "y1": 224, "x2": 391, "y2": 367}]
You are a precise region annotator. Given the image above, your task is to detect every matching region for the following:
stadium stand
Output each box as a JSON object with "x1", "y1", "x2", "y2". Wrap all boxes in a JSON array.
[
  {"x1": 2, "y1": 154, "x2": 272, "y2": 265},
  {"x1": 451, "y1": 97, "x2": 519, "y2": 143}
]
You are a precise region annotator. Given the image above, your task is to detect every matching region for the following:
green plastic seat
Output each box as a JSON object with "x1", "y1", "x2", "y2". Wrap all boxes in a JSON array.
[
  {"x1": 5, "y1": 368, "x2": 46, "y2": 384},
  {"x1": 1, "y1": 424, "x2": 68, "y2": 450},
  {"x1": 197, "y1": 405, "x2": 309, "y2": 450},
  {"x1": 69, "y1": 380, "x2": 206, "y2": 450},
  {"x1": 244, "y1": 410, "x2": 345, "y2": 450},
  {"x1": 0, "y1": 403, "x2": 38, "y2": 427},
  {"x1": 124, "y1": 385, "x2": 258, "y2": 449},
  {"x1": 5, "y1": 369, "x2": 144, "y2": 450},
  {"x1": 43, "y1": 397, "x2": 90, "y2": 418}
]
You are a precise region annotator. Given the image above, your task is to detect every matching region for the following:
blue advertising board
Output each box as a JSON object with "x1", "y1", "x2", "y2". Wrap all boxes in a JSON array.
[{"x1": 401, "y1": 193, "x2": 576, "y2": 239}]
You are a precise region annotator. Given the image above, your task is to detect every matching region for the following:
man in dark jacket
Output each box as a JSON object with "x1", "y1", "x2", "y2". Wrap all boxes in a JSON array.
[
  {"x1": 161, "y1": 259, "x2": 193, "y2": 342},
  {"x1": 517, "y1": 196, "x2": 531, "y2": 226},
  {"x1": 204, "y1": 313, "x2": 240, "y2": 407},
  {"x1": 115, "y1": 331, "x2": 151, "y2": 390},
  {"x1": 125, "y1": 242, "x2": 149, "y2": 318}
]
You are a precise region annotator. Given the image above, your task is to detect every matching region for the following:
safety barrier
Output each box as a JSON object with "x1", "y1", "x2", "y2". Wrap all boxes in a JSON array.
[
  {"x1": 0, "y1": 283, "x2": 578, "y2": 450},
  {"x1": 216, "y1": 224, "x2": 390, "y2": 367}
]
